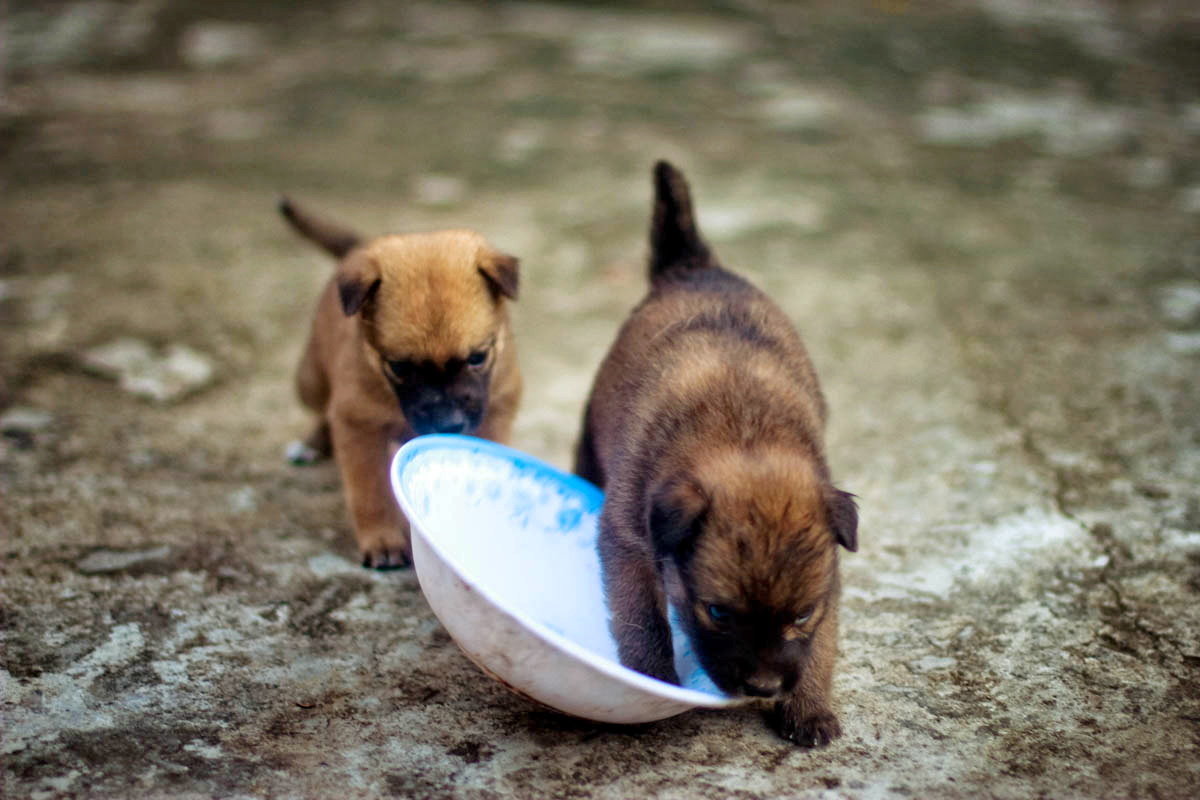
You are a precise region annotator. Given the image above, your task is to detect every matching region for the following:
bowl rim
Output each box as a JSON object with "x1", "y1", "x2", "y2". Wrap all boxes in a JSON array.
[{"x1": 391, "y1": 434, "x2": 738, "y2": 710}]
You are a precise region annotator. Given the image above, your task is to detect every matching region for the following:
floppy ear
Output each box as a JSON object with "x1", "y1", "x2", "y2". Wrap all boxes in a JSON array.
[
  {"x1": 278, "y1": 196, "x2": 362, "y2": 259},
  {"x1": 478, "y1": 250, "x2": 519, "y2": 301},
  {"x1": 648, "y1": 475, "x2": 709, "y2": 561},
  {"x1": 826, "y1": 488, "x2": 859, "y2": 552},
  {"x1": 335, "y1": 250, "x2": 381, "y2": 316}
]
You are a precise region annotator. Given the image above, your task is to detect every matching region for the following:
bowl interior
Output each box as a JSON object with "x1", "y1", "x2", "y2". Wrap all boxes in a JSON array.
[{"x1": 392, "y1": 435, "x2": 731, "y2": 702}]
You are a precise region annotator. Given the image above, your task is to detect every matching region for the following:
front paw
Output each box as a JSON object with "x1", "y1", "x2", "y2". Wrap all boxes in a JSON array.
[
  {"x1": 357, "y1": 529, "x2": 412, "y2": 570},
  {"x1": 285, "y1": 439, "x2": 325, "y2": 466},
  {"x1": 769, "y1": 705, "x2": 842, "y2": 748}
]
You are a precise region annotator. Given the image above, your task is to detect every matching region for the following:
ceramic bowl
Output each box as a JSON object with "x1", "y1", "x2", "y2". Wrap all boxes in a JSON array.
[{"x1": 390, "y1": 434, "x2": 737, "y2": 724}]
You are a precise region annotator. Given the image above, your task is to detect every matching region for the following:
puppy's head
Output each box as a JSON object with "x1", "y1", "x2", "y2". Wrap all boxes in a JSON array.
[
  {"x1": 279, "y1": 198, "x2": 518, "y2": 436},
  {"x1": 346, "y1": 232, "x2": 518, "y2": 435},
  {"x1": 649, "y1": 446, "x2": 857, "y2": 699}
]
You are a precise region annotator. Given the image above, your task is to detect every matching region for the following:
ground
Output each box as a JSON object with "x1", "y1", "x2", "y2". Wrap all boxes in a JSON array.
[{"x1": 2, "y1": 1, "x2": 1199, "y2": 798}]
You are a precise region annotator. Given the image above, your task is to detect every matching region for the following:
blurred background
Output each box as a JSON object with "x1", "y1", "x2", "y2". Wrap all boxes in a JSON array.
[{"x1": 3, "y1": 1, "x2": 1198, "y2": 459}]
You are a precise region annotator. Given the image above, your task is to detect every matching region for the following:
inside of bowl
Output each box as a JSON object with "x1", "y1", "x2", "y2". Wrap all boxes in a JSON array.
[{"x1": 397, "y1": 440, "x2": 728, "y2": 699}]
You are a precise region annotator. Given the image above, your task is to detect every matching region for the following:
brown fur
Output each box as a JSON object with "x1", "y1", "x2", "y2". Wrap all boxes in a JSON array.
[
  {"x1": 281, "y1": 198, "x2": 522, "y2": 569},
  {"x1": 575, "y1": 162, "x2": 857, "y2": 747}
]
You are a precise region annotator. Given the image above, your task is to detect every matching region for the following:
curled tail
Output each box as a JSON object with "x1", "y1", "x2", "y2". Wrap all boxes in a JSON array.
[
  {"x1": 649, "y1": 160, "x2": 714, "y2": 281},
  {"x1": 278, "y1": 196, "x2": 362, "y2": 259}
]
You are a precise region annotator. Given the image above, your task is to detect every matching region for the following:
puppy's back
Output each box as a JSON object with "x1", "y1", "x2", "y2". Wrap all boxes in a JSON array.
[{"x1": 583, "y1": 162, "x2": 827, "y2": 493}]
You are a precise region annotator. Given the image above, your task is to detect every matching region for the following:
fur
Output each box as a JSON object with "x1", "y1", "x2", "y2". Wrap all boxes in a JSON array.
[
  {"x1": 575, "y1": 162, "x2": 857, "y2": 746},
  {"x1": 282, "y1": 198, "x2": 522, "y2": 568}
]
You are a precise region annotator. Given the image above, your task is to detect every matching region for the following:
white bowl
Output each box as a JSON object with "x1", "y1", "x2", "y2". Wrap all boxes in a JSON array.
[{"x1": 391, "y1": 434, "x2": 738, "y2": 724}]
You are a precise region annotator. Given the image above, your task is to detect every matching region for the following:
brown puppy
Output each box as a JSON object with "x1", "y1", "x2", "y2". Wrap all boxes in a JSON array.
[
  {"x1": 575, "y1": 162, "x2": 858, "y2": 747},
  {"x1": 281, "y1": 198, "x2": 522, "y2": 569}
]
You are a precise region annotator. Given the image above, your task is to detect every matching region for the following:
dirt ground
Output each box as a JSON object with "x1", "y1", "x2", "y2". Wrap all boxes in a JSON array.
[{"x1": 2, "y1": 1, "x2": 1199, "y2": 798}]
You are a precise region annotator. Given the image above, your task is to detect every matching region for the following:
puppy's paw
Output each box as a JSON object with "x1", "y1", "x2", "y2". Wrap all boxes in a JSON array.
[
  {"x1": 362, "y1": 548, "x2": 410, "y2": 570},
  {"x1": 769, "y1": 705, "x2": 842, "y2": 748},
  {"x1": 285, "y1": 439, "x2": 325, "y2": 466},
  {"x1": 358, "y1": 530, "x2": 413, "y2": 570}
]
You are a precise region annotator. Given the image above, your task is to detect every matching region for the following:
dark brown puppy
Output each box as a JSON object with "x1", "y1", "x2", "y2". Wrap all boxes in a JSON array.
[
  {"x1": 575, "y1": 162, "x2": 858, "y2": 747},
  {"x1": 281, "y1": 198, "x2": 522, "y2": 568}
]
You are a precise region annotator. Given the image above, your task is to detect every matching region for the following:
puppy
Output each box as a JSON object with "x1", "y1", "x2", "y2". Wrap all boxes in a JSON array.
[
  {"x1": 280, "y1": 198, "x2": 522, "y2": 569},
  {"x1": 575, "y1": 162, "x2": 858, "y2": 747}
]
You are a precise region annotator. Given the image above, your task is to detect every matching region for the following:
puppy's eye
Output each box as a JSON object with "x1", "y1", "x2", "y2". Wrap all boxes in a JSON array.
[
  {"x1": 707, "y1": 604, "x2": 732, "y2": 624},
  {"x1": 386, "y1": 360, "x2": 409, "y2": 378},
  {"x1": 466, "y1": 350, "x2": 488, "y2": 368},
  {"x1": 794, "y1": 609, "x2": 813, "y2": 626}
]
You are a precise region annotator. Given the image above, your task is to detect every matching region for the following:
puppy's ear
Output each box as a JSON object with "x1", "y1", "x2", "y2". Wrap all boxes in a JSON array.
[
  {"x1": 478, "y1": 250, "x2": 520, "y2": 301},
  {"x1": 335, "y1": 250, "x2": 381, "y2": 316},
  {"x1": 648, "y1": 475, "x2": 709, "y2": 561},
  {"x1": 278, "y1": 197, "x2": 362, "y2": 259},
  {"x1": 826, "y1": 488, "x2": 858, "y2": 552}
]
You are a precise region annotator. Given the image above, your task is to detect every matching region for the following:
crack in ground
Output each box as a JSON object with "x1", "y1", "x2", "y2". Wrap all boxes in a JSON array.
[
  {"x1": 987, "y1": 388, "x2": 1195, "y2": 682},
  {"x1": 932, "y1": 289, "x2": 1188, "y2": 674}
]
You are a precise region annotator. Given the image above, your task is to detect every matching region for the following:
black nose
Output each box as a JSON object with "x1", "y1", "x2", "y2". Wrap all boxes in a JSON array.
[
  {"x1": 413, "y1": 408, "x2": 469, "y2": 435},
  {"x1": 742, "y1": 675, "x2": 784, "y2": 698}
]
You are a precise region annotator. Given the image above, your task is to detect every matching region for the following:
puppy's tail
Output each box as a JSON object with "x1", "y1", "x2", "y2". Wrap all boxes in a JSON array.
[
  {"x1": 278, "y1": 196, "x2": 361, "y2": 260},
  {"x1": 649, "y1": 160, "x2": 714, "y2": 282}
]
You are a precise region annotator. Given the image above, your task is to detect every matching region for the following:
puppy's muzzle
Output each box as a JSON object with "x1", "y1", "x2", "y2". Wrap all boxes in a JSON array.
[
  {"x1": 389, "y1": 379, "x2": 484, "y2": 436},
  {"x1": 742, "y1": 673, "x2": 785, "y2": 698},
  {"x1": 409, "y1": 405, "x2": 472, "y2": 436}
]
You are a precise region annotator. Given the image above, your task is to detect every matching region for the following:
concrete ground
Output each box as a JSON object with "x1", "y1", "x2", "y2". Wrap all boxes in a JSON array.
[{"x1": 2, "y1": 1, "x2": 1198, "y2": 797}]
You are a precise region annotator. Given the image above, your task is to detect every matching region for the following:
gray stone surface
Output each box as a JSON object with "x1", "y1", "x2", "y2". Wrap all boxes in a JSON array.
[
  {"x1": 80, "y1": 338, "x2": 216, "y2": 404},
  {"x1": 2, "y1": 1, "x2": 1197, "y2": 798}
]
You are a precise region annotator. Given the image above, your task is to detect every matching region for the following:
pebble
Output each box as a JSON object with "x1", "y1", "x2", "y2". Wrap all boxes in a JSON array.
[
  {"x1": 1178, "y1": 186, "x2": 1200, "y2": 215},
  {"x1": 909, "y1": 655, "x2": 957, "y2": 673},
  {"x1": 1181, "y1": 103, "x2": 1200, "y2": 136},
  {"x1": 978, "y1": 0, "x2": 1127, "y2": 59},
  {"x1": 81, "y1": 338, "x2": 216, "y2": 403},
  {"x1": 412, "y1": 174, "x2": 466, "y2": 207},
  {"x1": 203, "y1": 108, "x2": 273, "y2": 142},
  {"x1": 227, "y1": 487, "x2": 259, "y2": 514},
  {"x1": 179, "y1": 21, "x2": 265, "y2": 69},
  {"x1": 568, "y1": 15, "x2": 750, "y2": 74},
  {"x1": 0, "y1": 407, "x2": 53, "y2": 434},
  {"x1": 1164, "y1": 332, "x2": 1200, "y2": 356},
  {"x1": 755, "y1": 93, "x2": 839, "y2": 133},
  {"x1": 307, "y1": 553, "x2": 362, "y2": 579},
  {"x1": 1157, "y1": 284, "x2": 1200, "y2": 328},
  {"x1": 77, "y1": 545, "x2": 172, "y2": 575},
  {"x1": 5, "y1": 1, "x2": 156, "y2": 70},
  {"x1": 1126, "y1": 156, "x2": 1170, "y2": 190},
  {"x1": 918, "y1": 93, "x2": 1133, "y2": 156},
  {"x1": 385, "y1": 42, "x2": 501, "y2": 82},
  {"x1": 700, "y1": 199, "x2": 825, "y2": 238},
  {"x1": 496, "y1": 124, "x2": 547, "y2": 165}
]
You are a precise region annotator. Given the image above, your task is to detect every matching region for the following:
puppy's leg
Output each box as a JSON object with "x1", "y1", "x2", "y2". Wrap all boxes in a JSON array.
[
  {"x1": 289, "y1": 334, "x2": 333, "y2": 465},
  {"x1": 769, "y1": 605, "x2": 842, "y2": 747},
  {"x1": 287, "y1": 423, "x2": 332, "y2": 465},
  {"x1": 330, "y1": 416, "x2": 411, "y2": 569},
  {"x1": 598, "y1": 515, "x2": 678, "y2": 684},
  {"x1": 286, "y1": 420, "x2": 332, "y2": 466}
]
